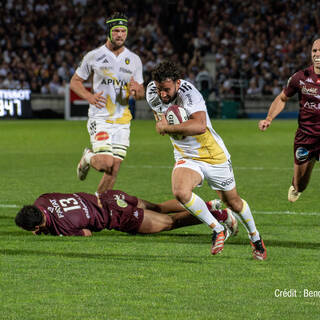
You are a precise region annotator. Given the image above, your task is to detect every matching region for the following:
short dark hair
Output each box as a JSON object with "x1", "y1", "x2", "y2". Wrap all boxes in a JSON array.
[
  {"x1": 15, "y1": 205, "x2": 43, "y2": 231},
  {"x1": 152, "y1": 61, "x2": 181, "y2": 83}
]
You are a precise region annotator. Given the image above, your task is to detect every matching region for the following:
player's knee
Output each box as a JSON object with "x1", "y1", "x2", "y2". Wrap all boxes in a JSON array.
[
  {"x1": 226, "y1": 197, "x2": 243, "y2": 213},
  {"x1": 173, "y1": 188, "x2": 192, "y2": 204},
  {"x1": 91, "y1": 155, "x2": 114, "y2": 172}
]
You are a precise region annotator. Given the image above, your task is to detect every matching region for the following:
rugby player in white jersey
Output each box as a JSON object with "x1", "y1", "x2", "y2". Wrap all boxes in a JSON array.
[
  {"x1": 70, "y1": 12, "x2": 144, "y2": 194},
  {"x1": 146, "y1": 61, "x2": 267, "y2": 260}
]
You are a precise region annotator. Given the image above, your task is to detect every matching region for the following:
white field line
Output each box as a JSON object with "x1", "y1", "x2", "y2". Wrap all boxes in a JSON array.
[
  {"x1": 0, "y1": 204, "x2": 19, "y2": 208},
  {"x1": 125, "y1": 164, "x2": 320, "y2": 171},
  {"x1": 253, "y1": 210, "x2": 320, "y2": 216}
]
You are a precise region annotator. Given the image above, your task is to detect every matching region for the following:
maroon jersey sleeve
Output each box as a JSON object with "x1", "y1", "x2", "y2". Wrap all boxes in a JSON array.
[
  {"x1": 283, "y1": 72, "x2": 300, "y2": 97},
  {"x1": 34, "y1": 192, "x2": 110, "y2": 236}
]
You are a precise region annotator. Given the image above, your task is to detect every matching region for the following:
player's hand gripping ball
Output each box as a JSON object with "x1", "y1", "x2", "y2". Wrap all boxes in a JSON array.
[{"x1": 165, "y1": 105, "x2": 188, "y2": 140}]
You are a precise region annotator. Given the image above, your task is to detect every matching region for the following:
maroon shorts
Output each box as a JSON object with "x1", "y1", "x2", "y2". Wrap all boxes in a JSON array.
[
  {"x1": 99, "y1": 190, "x2": 144, "y2": 234},
  {"x1": 294, "y1": 128, "x2": 320, "y2": 164}
]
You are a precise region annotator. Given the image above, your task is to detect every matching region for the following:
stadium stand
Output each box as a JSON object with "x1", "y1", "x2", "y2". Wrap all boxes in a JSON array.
[{"x1": 1, "y1": 0, "x2": 319, "y2": 117}]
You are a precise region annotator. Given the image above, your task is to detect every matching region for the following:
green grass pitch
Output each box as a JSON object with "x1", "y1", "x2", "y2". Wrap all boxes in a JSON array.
[{"x1": 1, "y1": 119, "x2": 320, "y2": 320}]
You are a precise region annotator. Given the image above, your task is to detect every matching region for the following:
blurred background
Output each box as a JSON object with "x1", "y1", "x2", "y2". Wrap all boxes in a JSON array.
[{"x1": 1, "y1": 0, "x2": 319, "y2": 119}]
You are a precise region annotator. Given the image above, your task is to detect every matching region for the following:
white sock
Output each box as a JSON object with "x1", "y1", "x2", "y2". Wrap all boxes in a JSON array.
[
  {"x1": 181, "y1": 193, "x2": 224, "y2": 232},
  {"x1": 235, "y1": 199, "x2": 260, "y2": 242},
  {"x1": 84, "y1": 150, "x2": 94, "y2": 165}
]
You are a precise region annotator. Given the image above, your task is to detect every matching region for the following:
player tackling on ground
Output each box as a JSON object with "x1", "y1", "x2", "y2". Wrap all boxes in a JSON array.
[
  {"x1": 70, "y1": 12, "x2": 144, "y2": 194},
  {"x1": 15, "y1": 190, "x2": 238, "y2": 238},
  {"x1": 146, "y1": 61, "x2": 266, "y2": 260},
  {"x1": 259, "y1": 38, "x2": 320, "y2": 202}
]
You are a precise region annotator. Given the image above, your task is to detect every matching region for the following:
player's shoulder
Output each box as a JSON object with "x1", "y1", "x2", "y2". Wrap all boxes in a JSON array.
[
  {"x1": 82, "y1": 45, "x2": 106, "y2": 61},
  {"x1": 177, "y1": 79, "x2": 203, "y2": 104},
  {"x1": 291, "y1": 66, "x2": 313, "y2": 80},
  {"x1": 124, "y1": 47, "x2": 142, "y2": 62}
]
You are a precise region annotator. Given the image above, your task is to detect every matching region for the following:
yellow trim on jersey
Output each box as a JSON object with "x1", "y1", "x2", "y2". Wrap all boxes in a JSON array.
[
  {"x1": 193, "y1": 128, "x2": 227, "y2": 164},
  {"x1": 173, "y1": 143, "x2": 187, "y2": 158},
  {"x1": 106, "y1": 106, "x2": 132, "y2": 124},
  {"x1": 105, "y1": 95, "x2": 116, "y2": 116}
]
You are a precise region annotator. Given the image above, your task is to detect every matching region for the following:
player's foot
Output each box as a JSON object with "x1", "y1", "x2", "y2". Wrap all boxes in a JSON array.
[
  {"x1": 250, "y1": 238, "x2": 267, "y2": 261},
  {"x1": 211, "y1": 227, "x2": 230, "y2": 255},
  {"x1": 77, "y1": 148, "x2": 91, "y2": 181},
  {"x1": 288, "y1": 185, "x2": 301, "y2": 202},
  {"x1": 225, "y1": 208, "x2": 239, "y2": 236},
  {"x1": 208, "y1": 199, "x2": 222, "y2": 210}
]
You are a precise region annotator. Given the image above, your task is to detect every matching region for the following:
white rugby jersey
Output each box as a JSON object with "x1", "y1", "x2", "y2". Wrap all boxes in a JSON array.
[
  {"x1": 146, "y1": 80, "x2": 230, "y2": 164},
  {"x1": 76, "y1": 45, "x2": 143, "y2": 123}
]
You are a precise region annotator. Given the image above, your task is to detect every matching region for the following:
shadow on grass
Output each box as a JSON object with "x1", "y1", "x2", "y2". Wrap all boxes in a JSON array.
[{"x1": 0, "y1": 248, "x2": 233, "y2": 263}]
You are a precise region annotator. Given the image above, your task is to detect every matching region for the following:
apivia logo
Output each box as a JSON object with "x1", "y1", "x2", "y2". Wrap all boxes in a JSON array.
[{"x1": 295, "y1": 147, "x2": 309, "y2": 162}]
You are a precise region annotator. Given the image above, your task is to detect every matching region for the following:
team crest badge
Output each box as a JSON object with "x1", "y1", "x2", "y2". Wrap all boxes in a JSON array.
[
  {"x1": 114, "y1": 194, "x2": 128, "y2": 208},
  {"x1": 125, "y1": 58, "x2": 130, "y2": 65}
]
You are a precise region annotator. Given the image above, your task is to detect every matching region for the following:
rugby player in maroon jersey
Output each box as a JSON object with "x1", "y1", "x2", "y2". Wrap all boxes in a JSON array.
[
  {"x1": 259, "y1": 39, "x2": 320, "y2": 202},
  {"x1": 15, "y1": 190, "x2": 238, "y2": 240}
]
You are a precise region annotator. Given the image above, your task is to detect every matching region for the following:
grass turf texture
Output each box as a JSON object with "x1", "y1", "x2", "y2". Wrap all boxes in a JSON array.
[{"x1": 1, "y1": 119, "x2": 320, "y2": 320}]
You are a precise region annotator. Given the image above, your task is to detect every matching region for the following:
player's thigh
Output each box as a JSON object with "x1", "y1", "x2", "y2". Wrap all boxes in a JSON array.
[
  {"x1": 138, "y1": 209, "x2": 173, "y2": 234},
  {"x1": 204, "y1": 160, "x2": 236, "y2": 191},
  {"x1": 172, "y1": 165, "x2": 203, "y2": 193}
]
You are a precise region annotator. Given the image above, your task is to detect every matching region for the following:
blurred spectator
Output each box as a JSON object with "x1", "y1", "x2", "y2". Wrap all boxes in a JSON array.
[{"x1": 0, "y1": 0, "x2": 319, "y2": 97}]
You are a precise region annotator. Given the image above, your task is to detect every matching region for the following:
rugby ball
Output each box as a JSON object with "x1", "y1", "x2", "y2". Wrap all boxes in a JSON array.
[{"x1": 165, "y1": 105, "x2": 188, "y2": 140}]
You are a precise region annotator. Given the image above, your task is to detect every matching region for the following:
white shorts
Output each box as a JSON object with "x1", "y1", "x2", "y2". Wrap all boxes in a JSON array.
[
  {"x1": 173, "y1": 158, "x2": 236, "y2": 191},
  {"x1": 87, "y1": 119, "x2": 130, "y2": 160}
]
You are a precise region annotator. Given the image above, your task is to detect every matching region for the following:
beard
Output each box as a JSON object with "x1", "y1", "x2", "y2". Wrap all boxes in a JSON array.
[{"x1": 111, "y1": 38, "x2": 125, "y2": 50}]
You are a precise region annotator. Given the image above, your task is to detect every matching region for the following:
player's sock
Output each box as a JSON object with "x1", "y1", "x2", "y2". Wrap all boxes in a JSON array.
[
  {"x1": 235, "y1": 199, "x2": 260, "y2": 242},
  {"x1": 181, "y1": 193, "x2": 224, "y2": 232}
]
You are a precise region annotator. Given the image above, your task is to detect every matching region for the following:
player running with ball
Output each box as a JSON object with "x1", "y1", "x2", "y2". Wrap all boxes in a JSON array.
[{"x1": 147, "y1": 61, "x2": 267, "y2": 260}]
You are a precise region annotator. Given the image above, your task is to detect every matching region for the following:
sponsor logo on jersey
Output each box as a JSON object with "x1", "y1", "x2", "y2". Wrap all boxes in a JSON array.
[
  {"x1": 102, "y1": 58, "x2": 109, "y2": 64},
  {"x1": 101, "y1": 79, "x2": 128, "y2": 87},
  {"x1": 97, "y1": 54, "x2": 106, "y2": 62},
  {"x1": 175, "y1": 160, "x2": 186, "y2": 166},
  {"x1": 303, "y1": 101, "x2": 320, "y2": 110},
  {"x1": 114, "y1": 194, "x2": 128, "y2": 208},
  {"x1": 95, "y1": 131, "x2": 109, "y2": 141},
  {"x1": 302, "y1": 86, "x2": 318, "y2": 96},
  {"x1": 125, "y1": 58, "x2": 130, "y2": 65},
  {"x1": 306, "y1": 78, "x2": 314, "y2": 83},
  {"x1": 119, "y1": 67, "x2": 132, "y2": 74}
]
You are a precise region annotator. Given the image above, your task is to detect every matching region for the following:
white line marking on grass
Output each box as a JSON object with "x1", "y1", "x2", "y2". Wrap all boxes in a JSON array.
[
  {"x1": 0, "y1": 204, "x2": 19, "y2": 208},
  {"x1": 126, "y1": 164, "x2": 320, "y2": 171},
  {"x1": 253, "y1": 210, "x2": 320, "y2": 216}
]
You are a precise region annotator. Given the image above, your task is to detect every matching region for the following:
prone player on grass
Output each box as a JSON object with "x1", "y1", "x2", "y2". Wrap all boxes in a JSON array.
[{"x1": 15, "y1": 190, "x2": 238, "y2": 240}]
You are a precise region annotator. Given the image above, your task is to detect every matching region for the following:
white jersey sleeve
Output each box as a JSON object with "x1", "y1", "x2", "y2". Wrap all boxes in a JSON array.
[{"x1": 76, "y1": 50, "x2": 96, "y2": 80}]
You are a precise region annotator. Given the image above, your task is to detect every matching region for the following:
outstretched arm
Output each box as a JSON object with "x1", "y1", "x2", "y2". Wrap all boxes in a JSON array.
[{"x1": 258, "y1": 90, "x2": 289, "y2": 131}]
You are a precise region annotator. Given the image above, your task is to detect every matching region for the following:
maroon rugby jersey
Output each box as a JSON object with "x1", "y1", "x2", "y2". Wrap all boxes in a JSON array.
[
  {"x1": 34, "y1": 192, "x2": 110, "y2": 236},
  {"x1": 284, "y1": 65, "x2": 320, "y2": 135}
]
